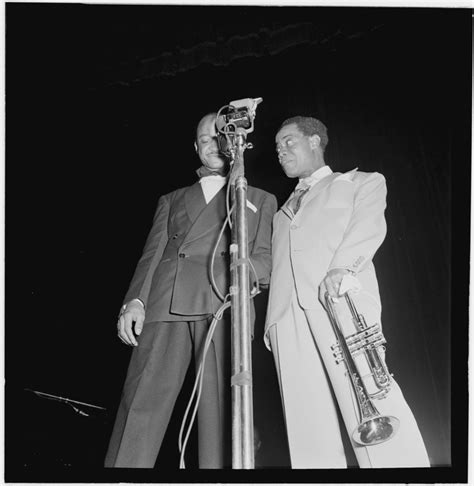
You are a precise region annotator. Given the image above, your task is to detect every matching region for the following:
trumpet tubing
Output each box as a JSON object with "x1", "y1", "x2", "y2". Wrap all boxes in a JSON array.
[{"x1": 325, "y1": 291, "x2": 400, "y2": 446}]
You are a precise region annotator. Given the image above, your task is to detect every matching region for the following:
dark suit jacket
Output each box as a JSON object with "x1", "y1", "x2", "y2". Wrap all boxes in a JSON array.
[{"x1": 124, "y1": 180, "x2": 277, "y2": 323}]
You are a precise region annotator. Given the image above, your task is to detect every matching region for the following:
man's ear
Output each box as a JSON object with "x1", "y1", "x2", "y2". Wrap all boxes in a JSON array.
[
  {"x1": 309, "y1": 134, "x2": 321, "y2": 150},
  {"x1": 194, "y1": 141, "x2": 198, "y2": 153}
]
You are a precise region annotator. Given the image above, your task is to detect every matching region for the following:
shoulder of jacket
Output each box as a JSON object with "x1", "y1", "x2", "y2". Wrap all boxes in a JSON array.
[
  {"x1": 351, "y1": 170, "x2": 385, "y2": 183},
  {"x1": 162, "y1": 184, "x2": 195, "y2": 199},
  {"x1": 247, "y1": 185, "x2": 277, "y2": 200}
]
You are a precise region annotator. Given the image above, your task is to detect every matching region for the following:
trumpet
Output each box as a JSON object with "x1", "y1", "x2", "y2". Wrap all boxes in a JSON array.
[{"x1": 325, "y1": 291, "x2": 400, "y2": 446}]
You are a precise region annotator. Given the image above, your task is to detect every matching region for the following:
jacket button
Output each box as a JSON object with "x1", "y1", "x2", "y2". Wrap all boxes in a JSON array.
[
  {"x1": 172, "y1": 234, "x2": 178, "y2": 239},
  {"x1": 290, "y1": 224, "x2": 298, "y2": 230},
  {"x1": 178, "y1": 253, "x2": 186, "y2": 258},
  {"x1": 220, "y1": 251, "x2": 227, "y2": 256}
]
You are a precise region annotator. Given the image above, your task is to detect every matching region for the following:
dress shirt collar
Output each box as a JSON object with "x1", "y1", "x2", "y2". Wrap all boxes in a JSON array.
[
  {"x1": 296, "y1": 165, "x2": 333, "y2": 190},
  {"x1": 199, "y1": 175, "x2": 227, "y2": 204}
]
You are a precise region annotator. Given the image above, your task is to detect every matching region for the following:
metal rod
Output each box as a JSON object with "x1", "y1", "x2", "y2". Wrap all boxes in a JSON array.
[
  {"x1": 24, "y1": 388, "x2": 107, "y2": 410},
  {"x1": 229, "y1": 131, "x2": 254, "y2": 469}
]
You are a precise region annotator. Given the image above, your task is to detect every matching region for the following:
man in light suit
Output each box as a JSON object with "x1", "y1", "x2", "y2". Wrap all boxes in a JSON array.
[
  {"x1": 105, "y1": 113, "x2": 277, "y2": 468},
  {"x1": 265, "y1": 116, "x2": 430, "y2": 468}
]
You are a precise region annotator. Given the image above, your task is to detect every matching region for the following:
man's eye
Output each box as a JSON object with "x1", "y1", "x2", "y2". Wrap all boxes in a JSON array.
[{"x1": 286, "y1": 139, "x2": 294, "y2": 147}]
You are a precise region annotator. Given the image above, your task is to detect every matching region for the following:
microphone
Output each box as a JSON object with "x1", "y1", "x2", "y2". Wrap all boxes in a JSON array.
[{"x1": 215, "y1": 97, "x2": 263, "y2": 156}]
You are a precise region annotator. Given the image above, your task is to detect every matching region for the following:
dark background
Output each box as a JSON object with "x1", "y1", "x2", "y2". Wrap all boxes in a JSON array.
[{"x1": 5, "y1": 3, "x2": 470, "y2": 483}]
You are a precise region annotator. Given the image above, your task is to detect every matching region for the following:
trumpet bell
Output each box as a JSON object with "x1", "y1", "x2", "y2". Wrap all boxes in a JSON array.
[{"x1": 352, "y1": 415, "x2": 400, "y2": 446}]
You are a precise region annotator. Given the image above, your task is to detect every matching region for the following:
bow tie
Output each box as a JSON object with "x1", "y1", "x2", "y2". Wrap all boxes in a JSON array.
[{"x1": 196, "y1": 165, "x2": 228, "y2": 178}]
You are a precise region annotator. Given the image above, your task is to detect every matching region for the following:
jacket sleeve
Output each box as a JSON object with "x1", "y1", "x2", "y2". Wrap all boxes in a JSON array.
[
  {"x1": 328, "y1": 172, "x2": 387, "y2": 274},
  {"x1": 123, "y1": 194, "x2": 170, "y2": 307},
  {"x1": 249, "y1": 192, "x2": 278, "y2": 287}
]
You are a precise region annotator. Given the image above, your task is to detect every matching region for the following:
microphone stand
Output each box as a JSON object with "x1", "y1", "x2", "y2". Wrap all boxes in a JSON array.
[
  {"x1": 24, "y1": 388, "x2": 107, "y2": 418},
  {"x1": 228, "y1": 127, "x2": 254, "y2": 469}
]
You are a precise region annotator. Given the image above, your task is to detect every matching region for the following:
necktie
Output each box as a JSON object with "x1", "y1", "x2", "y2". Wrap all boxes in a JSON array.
[{"x1": 288, "y1": 183, "x2": 310, "y2": 215}]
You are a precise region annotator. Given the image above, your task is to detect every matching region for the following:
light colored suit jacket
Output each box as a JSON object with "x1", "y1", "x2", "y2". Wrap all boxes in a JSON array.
[
  {"x1": 265, "y1": 167, "x2": 387, "y2": 345},
  {"x1": 124, "y1": 180, "x2": 277, "y2": 323}
]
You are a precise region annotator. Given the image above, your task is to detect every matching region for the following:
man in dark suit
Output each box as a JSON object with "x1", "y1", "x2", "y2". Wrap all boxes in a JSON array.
[{"x1": 105, "y1": 113, "x2": 277, "y2": 468}]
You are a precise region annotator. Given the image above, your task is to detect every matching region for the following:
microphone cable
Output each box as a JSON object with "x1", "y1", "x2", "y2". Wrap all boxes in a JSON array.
[{"x1": 178, "y1": 298, "x2": 230, "y2": 469}]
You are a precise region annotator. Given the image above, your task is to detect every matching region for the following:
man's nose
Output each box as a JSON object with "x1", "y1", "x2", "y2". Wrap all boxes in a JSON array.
[{"x1": 277, "y1": 148, "x2": 287, "y2": 162}]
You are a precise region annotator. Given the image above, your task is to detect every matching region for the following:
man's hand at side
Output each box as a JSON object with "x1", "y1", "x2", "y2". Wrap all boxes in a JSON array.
[
  {"x1": 117, "y1": 300, "x2": 145, "y2": 346},
  {"x1": 319, "y1": 268, "x2": 349, "y2": 303}
]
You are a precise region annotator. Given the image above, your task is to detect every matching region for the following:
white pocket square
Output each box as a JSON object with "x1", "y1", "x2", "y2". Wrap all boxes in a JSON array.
[{"x1": 246, "y1": 200, "x2": 258, "y2": 213}]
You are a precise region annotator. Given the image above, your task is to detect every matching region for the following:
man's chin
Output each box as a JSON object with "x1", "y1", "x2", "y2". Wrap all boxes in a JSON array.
[{"x1": 283, "y1": 169, "x2": 298, "y2": 178}]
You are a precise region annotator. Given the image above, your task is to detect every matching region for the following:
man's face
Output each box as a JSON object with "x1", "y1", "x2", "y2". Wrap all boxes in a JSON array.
[
  {"x1": 195, "y1": 115, "x2": 226, "y2": 170},
  {"x1": 275, "y1": 123, "x2": 321, "y2": 178}
]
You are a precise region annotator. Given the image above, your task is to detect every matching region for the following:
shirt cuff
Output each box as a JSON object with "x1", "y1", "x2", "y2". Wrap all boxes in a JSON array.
[
  {"x1": 119, "y1": 298, "x2": 146, "y2": 318},
  {"x1": 127, "y1": 297, "x2": 145, "y2": 308},
  {"x1": 129, "y1": 298, "x2": 145, "y2": 309}
]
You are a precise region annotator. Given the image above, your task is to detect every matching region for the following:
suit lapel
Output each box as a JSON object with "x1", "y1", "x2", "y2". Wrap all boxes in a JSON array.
[
  {"x1": 280, "y1": 168, "x2": 358, "y2": 219},
  {"x1": 183, "y1": 183, "x2": 228, "y2": 244},
  {"x1": 297, "y1": 172, "x2": 339, "y2": 211},
  {"x1": 184, "y1": 181, "x2": 207, "y2": 224},
  {"x1": 280, "y1": 172, "x2": 338, "y2": 220},
  {"x1": 281, "y1": 196, "x2": 294, "y2": 219},
  {"x1": 297, "y1": 168, "x2": 359, "y2": 214}
]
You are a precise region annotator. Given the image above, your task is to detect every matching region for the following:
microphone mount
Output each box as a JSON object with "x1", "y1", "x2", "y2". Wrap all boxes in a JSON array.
[{"x1": 215, "y1": 97, "x2": 262, "y2": 160}]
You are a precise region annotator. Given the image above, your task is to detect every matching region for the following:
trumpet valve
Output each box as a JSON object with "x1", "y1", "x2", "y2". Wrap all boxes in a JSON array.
[
  {"x1": 346, "y1": 327, "x2": 387, "y2": 355},
  {"x1": 331, "y1": 343, "x2": 344, "y2": 364}
]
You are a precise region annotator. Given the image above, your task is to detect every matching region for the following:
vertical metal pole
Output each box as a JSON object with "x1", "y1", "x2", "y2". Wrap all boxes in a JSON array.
[
  {"x1": 230, "y1": 181, "x2": 242, "y2": 467},
  {"x1": 229, "y1": 131, "x2": 254, "y2": 469}
]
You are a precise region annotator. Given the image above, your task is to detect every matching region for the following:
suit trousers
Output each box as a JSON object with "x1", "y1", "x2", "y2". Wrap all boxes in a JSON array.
[
  {"x1": 104, "y1": 317, "x2": 231, "y2": 468},
  {"x1": 268, "y1": 288, "x2": 430, "y2": 468}
]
